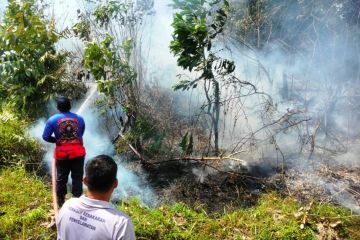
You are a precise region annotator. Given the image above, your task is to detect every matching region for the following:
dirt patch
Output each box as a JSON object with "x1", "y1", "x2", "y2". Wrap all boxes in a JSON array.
[{"x1": 138, "y1": 158, "x2": 360, "y2": 213}]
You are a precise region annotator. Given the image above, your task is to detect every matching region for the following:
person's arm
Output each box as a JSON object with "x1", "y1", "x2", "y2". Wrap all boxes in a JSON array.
[
  {"x1": 78, "y1": 116, "x2": 85, "y2": 137},
  {"x1": 116, "y1": 218, "x2": 136, "y2": 240},
  {"x1": 42, "y1": 120, "x2": 56, "y2": 143}
]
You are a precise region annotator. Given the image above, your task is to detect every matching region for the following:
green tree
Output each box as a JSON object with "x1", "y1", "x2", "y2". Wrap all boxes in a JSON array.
[
  {"x1": 170, "y1": 0, "x2": 235, "y2": 155},
  {"x1": 80, "y1": 0, "x2": 158, "y2": 159},
  {"x1": 0, "y1": 0, "x2": 69, "y2": 117},
  {"x1": 84, "y1": 34, "x2": 137, "y2": 112}
]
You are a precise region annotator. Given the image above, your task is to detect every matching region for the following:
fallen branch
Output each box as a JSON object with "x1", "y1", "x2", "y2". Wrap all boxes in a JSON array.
[
  {"x1": 128, "y1": 143, "x2": 146, "y2": 163},
  {"x1": 150, "y1": 156, "x2": 266, "y2": 181},
  {"x1": 112, "y1": 131, "x2": 148, "y2": 164},
  {"x1": 347, "y1": 188, "x2": 360, "y2": 197},
  {"x1": 152, "y1": 155, "x2": 247, "y2": 164}
]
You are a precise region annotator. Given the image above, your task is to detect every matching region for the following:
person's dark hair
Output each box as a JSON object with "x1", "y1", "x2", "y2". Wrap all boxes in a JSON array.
[
  {"x1": 56, "y1": 96, "x2": 71, "y2": 112},
  {"x1": 85, "y1": 155, "x2": 118, "y2": 193}
]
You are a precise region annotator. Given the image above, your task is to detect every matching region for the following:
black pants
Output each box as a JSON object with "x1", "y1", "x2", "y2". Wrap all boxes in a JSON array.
[{"x1": 56, "y1": 157, "x2": 84, "y2": 205}]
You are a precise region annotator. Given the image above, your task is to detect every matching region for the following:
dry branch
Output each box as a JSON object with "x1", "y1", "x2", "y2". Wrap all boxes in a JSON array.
[
  {"x1": 149, "y1": 155, "x2": 267, "y2": 181},
  {"x1": 173, "y1": 155, "x2": 246, "y2": 164}
]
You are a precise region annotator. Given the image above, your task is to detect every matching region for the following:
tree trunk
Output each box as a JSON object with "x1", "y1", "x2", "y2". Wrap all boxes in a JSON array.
[
  {"x1": 213, "y1": 80, "x2": 220, "y2": 156},
  {"x1": 256, "y1": 0, "x2": 261, "y2": 49}
]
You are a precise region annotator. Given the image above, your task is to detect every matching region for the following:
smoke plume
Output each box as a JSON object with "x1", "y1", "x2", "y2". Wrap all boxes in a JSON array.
[{"x1": 29, "y1": 87, "x2": 157, "y2": 205}]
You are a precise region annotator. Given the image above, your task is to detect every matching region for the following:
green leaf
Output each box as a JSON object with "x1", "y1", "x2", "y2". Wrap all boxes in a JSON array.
[
  {"x1": 25, "y1": 69, "x2": 32, "y2": 77},
  {"x1": 179, "y1": 132, "x2": 193, "y2": 155},
  {"x1": 173, "y1": 80, "x2": 192, "y2": 91}
]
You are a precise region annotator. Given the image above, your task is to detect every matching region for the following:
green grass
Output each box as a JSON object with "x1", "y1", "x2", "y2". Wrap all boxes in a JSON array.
[
  {"x1": 120, "y1": 193, "x2": 360, "y2": 240},
  {"x1": 1, "y1": 166, "x2": 359, "y2": 239},
  {"x1": 0, "y1": 167, "x2": 54, "y2": 240}
]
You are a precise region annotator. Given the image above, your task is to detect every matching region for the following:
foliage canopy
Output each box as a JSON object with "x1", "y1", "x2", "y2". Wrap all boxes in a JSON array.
[
  {"x1": 170, "y1": 0, "x2": 235, "y2": 155},
  {"x1": 0, "y1": 0, "x2": 68, "y2": 117}
]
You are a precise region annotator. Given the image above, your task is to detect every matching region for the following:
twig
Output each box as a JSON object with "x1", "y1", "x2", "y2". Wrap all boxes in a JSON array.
[
  {"x1": 227, "y1": 150, "x2": 246, "y2": 158},
  {"x1": 346, "y1": 188, "x2": 360, "y2": 197}
]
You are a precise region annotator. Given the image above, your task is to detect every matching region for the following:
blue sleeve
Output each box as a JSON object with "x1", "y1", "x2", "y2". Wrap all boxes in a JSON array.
[
  {"x1": 78, "y1": 116, "x2": 85, "y2": 137},
  {"x1": 42, "y1": 119, "x2": 56, "y2": 143}
]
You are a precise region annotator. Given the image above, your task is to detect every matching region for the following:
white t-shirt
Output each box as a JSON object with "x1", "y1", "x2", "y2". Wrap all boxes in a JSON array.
[{"x1": 57, "y1": 196, "x2": 136, "y2": 240}]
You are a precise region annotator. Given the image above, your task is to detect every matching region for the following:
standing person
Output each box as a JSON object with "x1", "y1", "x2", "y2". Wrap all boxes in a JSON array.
[
  {"x1": 57, "y1": 155, "x2": 136, "y2": 240},
  {"x1": 43, "y1": 96, "x2": 86, "y2": 207}
]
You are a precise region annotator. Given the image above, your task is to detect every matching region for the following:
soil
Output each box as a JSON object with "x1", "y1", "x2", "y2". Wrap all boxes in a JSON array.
[{"x1": 127, "y1": 157, "x2": 360, "y2": 213}]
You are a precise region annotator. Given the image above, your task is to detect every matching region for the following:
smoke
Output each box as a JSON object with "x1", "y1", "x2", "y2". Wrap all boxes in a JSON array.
[
  {"x1": 287, "y1": 168, "x2": 360, "y2": 214},
  {"x1": 141, "y1": 0, "x2": 179, "y2": 86},
  {"x1": 207, "y1": 1, "x2": 360, "y2": 165},
  {"x1": 28, "y1": 87, "x2": 157, "y2": 206},
  {"x1": 9, "y1": 0, "x2": 358, "y2": 211},
  {"x1": 113, "y1": 157, "x2": 157, "y2": 206},
  {"x1": 326, "y1": 181, "x2": 360, "y2": 214},
  {"x1": 192, "y1": 167, "x2": 217, "y2": 183},
  {"x1": 335, "y1": 141, "x2": 360, "y2": 168},
  {"x1": 145, "y1": 0, "x2": 360, "y2": 212},
  {"x1": 212, "y1": 0, "x2": 360, "y2": 212}
]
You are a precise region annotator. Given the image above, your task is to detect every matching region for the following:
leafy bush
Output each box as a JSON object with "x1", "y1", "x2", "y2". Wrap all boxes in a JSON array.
[
  {"x1": 0, "y1": 109, "x2": 42, "y2": 168},
  {"x1": 0, "y1": 0, "x2": 78, "y2": 117}
]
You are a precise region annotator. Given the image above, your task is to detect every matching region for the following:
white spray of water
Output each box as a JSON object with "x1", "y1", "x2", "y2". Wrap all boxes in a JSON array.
[{"x1": 76, "y1": 84, "x2": 97, "y2": 115}]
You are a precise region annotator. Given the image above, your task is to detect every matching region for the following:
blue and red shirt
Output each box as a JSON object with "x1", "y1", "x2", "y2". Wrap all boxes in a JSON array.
[{"x1": 43, "y1": 112, "x2": 86, "y2": 160}]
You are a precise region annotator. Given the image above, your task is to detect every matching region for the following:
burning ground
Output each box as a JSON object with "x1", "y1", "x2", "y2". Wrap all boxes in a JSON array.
[{"x1": 124, "y1": 153, "x2": 360, "y2": 216}]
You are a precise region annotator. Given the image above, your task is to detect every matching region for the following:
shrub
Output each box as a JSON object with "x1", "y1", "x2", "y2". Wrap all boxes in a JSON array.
[{"x1": 0, "y1": 109, "x2": 43, "y2": 169}]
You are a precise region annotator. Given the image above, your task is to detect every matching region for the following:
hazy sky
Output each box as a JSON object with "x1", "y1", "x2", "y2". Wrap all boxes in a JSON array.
[{"x1": 0, "y1": 0, "x2": 7, "y2": 16}]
